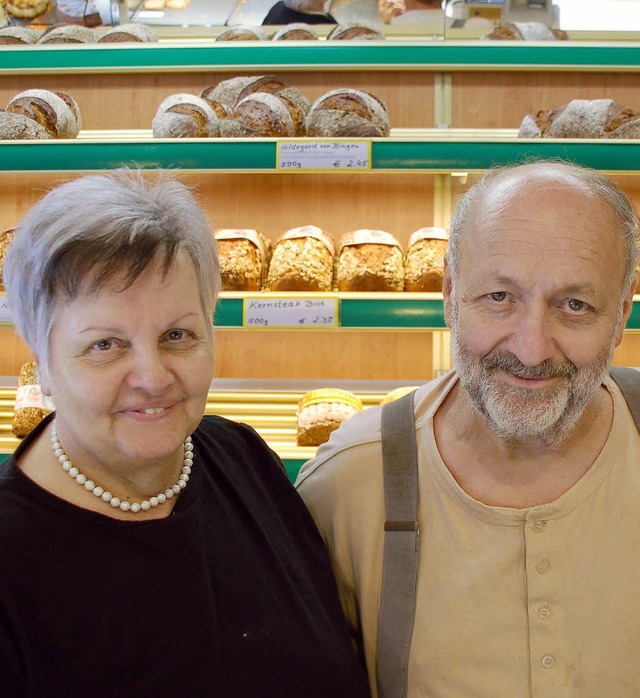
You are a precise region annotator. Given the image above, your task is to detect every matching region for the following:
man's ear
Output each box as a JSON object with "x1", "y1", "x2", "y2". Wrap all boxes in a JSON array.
[
  {"x1": 615, "y1": 277, "x2": 637, "y2": 346},
  {"x1": 442, "y1": 258, "x2": 453, "y2": 329}
]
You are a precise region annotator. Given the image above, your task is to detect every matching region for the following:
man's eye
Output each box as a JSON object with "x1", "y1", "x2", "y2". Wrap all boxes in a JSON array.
[
  {"x1": 93, "y1": 339, "x2": 113, "y2": 351},
  {"x1": 488, "y1": 292, "x2": 507, "y2": 302},
  {"x1": 567, "y1": 299, "x2": 586, "y2": 312}
]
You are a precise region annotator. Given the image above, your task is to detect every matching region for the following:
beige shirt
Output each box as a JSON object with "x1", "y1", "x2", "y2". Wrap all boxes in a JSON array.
[{"x1": 296, "y1": 371, "x2": 640, "y2": 697}]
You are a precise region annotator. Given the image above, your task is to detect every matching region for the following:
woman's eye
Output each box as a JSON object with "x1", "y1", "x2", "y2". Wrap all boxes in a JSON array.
[
  {"x1": 488, "y1": 292, "x2": 507, "y2": 302},
  {"x1": 166, "y1": 329, "x2": 187, "y2": 341},
  {"x1": 93, "y1": 339, "x2": 113, "y2": 351},
  {"x1": 566, "y1": 299, "x2": 586, "y2": 312}
]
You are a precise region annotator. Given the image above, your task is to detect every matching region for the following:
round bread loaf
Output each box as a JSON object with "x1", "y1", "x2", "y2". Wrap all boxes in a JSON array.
[
  {"x1": 216, "y1": 26, "x2": 265, "y2": 41},
  {"x1": 276, "y1": 86, "x2": 310, "y2": 136},
  {"x1": 220, "y1": 92, "x2": 295, "y2": 138},
  {"x1": 38, "y1": 24, "x2": 96, "y2": 43},
  {"x1": 485, "y1": 21, "x2": 568, "y2": 40},
  {"x1": 0, "y1": 110, "x2": 52, "y2": 140},
  {"x1": 519, "y1": 99, "x2": 640, "y2": 139},
  {"x1": 152, "y1": 93, "x2": 220, "y2": 138},
  {"x1": 201, "y1": 77, "x2": 255, "y2": 117},
  {"x1": 6, "y1": 89, "x2": 80, "y2": 138},
  {"x1": 272, "y1": 23, "x2": 318, "y2": 41},
  {"x1": 215, "y1": 229, "x2": 272, "y2": 291},
  {"x1": 306, "y1": 88, "x2": 390, "y2": 137},
  {"x1": 327, "y1": 23, "x2": 385, "y2": 40},
  {"x1": 404, "y1": 227, "x2": 448, "y2": 292},
  {"x1": 6, "y1": 0, "x2": 48, "y2": 20},
  {"x1": 296, "y1": 389, "x2": 363, "y2": 447},
  {"x1": 98, "y1": 23, "x2": 158, "y2": 43},
  {"x1": 337, "y1": 229, "x2": 404, "y2": 292},
  {"x1": 0, "y1": 26, "x2": 40, "y2": 44},
  {"x1": 267, "y1": 226, "x2": 335, "y2": 292}
]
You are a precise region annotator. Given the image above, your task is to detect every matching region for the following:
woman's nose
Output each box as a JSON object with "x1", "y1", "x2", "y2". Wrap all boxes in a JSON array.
[{"x1": 127, "y1": 348, "x2": 174, "y2": 393}]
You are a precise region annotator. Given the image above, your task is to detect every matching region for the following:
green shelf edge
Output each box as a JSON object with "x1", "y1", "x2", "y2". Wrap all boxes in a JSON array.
[
  {"x1": 1, "y1": 42, "x2": 640, "y2": 73},
  {"x1": 3, "y1": 138, "x2": 640, "y2": 172}
]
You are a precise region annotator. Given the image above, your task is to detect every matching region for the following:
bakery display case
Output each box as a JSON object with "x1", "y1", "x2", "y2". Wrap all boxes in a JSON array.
[{"x1": 2, "y1": 38, "x2": 640, "y2": 475}]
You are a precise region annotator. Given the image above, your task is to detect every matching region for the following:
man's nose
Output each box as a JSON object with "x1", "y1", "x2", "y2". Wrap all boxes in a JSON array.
[{"x1": 507, "y1": 308, "x2": 557, "y2": 367}]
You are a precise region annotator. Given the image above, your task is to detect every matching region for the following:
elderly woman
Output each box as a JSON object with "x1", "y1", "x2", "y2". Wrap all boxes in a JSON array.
[{"x1": 0, "y1": 170, "x2": 370, "y2": 697}]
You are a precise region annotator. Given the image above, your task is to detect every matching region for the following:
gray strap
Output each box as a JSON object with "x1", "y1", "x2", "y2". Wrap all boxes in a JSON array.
[
  {"x1": 377, "y1": 391, "x2": 419, "y2": 698},
  {"x1": 610, "y1": 366, "x2": 640, "y2": 432}
]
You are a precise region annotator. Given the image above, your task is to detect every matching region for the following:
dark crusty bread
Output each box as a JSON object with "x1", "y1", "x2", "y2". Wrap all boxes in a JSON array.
[
  {"x1": 519, "y1": 99, "x2": 640, "y2": 139},
  {"x1": 221, "y1": 92, "x2": 295, "y2": 138},
  {"x1": 98, "y1": 23, "x2": 158, "y2": 43},
  {"x1": 306, "y1": 88, "x2": 390, "y2": 137},
  {"x1": 216, "y1": 26, "x2": 266, "y2": 41},
  {"x1": 152, "y1": 93, "x2": 220, "y2": 138},
  {"x1": 6, "y1": 89, "x2": 81, "y2": 138},
  {"x1": 0, "y1": 27, "x2": 40, "y2": 44},
  {"x1": 38, "y1": 24, "x2": 96, "y2": 44},
  {"x1": 327, "y1": 23, "x2": 385, "y2": 40},
  {"x1": 272, "y1": 23, "x2": 318, "y2": 41}
]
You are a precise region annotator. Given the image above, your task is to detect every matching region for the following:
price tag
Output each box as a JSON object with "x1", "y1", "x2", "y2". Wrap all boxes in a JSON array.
[
  {"x1": 277, "y1": 140, "x2": 371, "y2": 172},
  {"x1": 0, "y1": 293, "x2": 13, "y2": 327},
  {"x1": 243, "y1": 296, "x2": 339, "y2": 329}
]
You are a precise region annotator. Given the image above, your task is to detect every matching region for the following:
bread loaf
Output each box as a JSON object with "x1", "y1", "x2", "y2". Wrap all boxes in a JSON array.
[
  {"x1": 378, "y1": 0, "x2": 405, "y2": 23},
  {"x1": 519, "y1": 99, "x2": 640, "y2": 139},
  {"x1": 6, "y1": 89, "x2": 81, "y2": 138},
  {"x1": 215, "y1": 229, "x2": 272, "y2": 291},
  {"x1": 152, "y1": 93, "x2": 220, "y2": 138},
  {"x1": 220, "y1": 92, "x2": 295, "y2": 138},
  {"x1": 404, "y1": 227, "x2": 448, "y2": 292},
  {"x1": 327, "y1": 23, "x2": 385, "y2": 40},
  {"x1": 0, "y1": 228, "x2": 15, "y2": 291},
  {"x1": 38, "y1": 24, "x2": 96, "y2": 43},
  {"x1": 272, "y1": 23, "x2": 318, "y2": 41},
  {"x1": 98, "y1": 23, "x2": 158, "y2": 42},
  {"x1": 267, "y1": 226, "x2": 335, "y2": 292},
  {"x1": 0, "y1": 109, "x2": 52, "y2": 140},
  {"x1": 485, "y1": 22, "x2": 568, "y2": 41},
  {"x1": 0, "y1": 26, "x2": 40, "y2": 44},
  {"x1": 337, "y1": 229, "x2": 404, "y2": 292},
  {"x1": 6, "y1": 0, "x2": 47, "y2": 20},
  {"x1": 297, "y1": 389, "x2": 362, "y2": 447},
  {"x1": 306, "y1": 88, "x2": 390, "y2": 137},
  {"x1": 216, "y1": 26, "x2": 266, "y2": 41},
  {"x1": 12, "y1": 361, "x2": 54, "y2": 439}
]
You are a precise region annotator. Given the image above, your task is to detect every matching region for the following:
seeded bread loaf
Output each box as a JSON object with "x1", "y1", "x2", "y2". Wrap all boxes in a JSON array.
[
  {"x1": 12, "y1": 361, "x2": 54, "y2": 439},
  {"x1": 38, "y1": 24, "x2": 96, "y2": 43},
  {"x1": 98, "y1": 23, "x2": 158, "y2": 42},
  {"x1": 216, "y1": 26, "x2": 266, "y2": 41},
  {"x1": 519, "y1": 99, "x2": 640, "y2": 139},
  {"x1": 152, "y1": 93, "x2": 220, "y2": 138},
  {"x1": 267, "y1": 226, "x2": 335, "y2": 292},
  {"x1": 327, "y1": 23, "x2": 385, "y2": 40},
  {"x1": 272, "y1": 23, "x2": 318, "y2": 40},
  {"x1": 337, "y1": 229, "x2": 404, "y2": 292},
  {"x1": 215, "y1": 229, "x2": 272, "y2": 291},
  {"x1": 0, "y1": 228, "x2": 15, "y2": 291},
  {"x1": 306, "y1": 88, "x2": 390, "y2": 137},
  {"x1": 404, "y1": 227, "x2": 448, "y2": 292},
  {"x1": 0, "y1": 26, "x2": 40, "y2": 43},
  {"x1": 297, "y1": 389, "x2": 363, "y2": 447}
]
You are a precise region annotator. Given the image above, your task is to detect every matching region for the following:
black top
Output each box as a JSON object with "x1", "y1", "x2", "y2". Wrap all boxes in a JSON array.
[
  {"x1": 262, "y1": 2, "x2": 337, "y2": 25},
  {"x1": 0, "y1": 414, "x2": 370, "y2": 697}
]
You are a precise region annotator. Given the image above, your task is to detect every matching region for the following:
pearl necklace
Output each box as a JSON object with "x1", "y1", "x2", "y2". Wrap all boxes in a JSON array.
[{"x1": 50, "y1": 422, "x2": 194, "y2": 514}]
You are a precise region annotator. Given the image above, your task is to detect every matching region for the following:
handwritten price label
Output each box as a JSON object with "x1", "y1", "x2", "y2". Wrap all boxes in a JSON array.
[
  {"x1": 277, "y1": 140, "x2": 371, "y2": 172},
  {"x1": 243, "y1": 296, "x2": 339, "y2": 329},
  {"x1": 0, "y1": 293, "x2": 13, "y2": 326}
]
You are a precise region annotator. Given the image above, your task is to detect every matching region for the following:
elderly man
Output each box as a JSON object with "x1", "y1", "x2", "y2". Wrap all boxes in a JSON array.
[
  {"x1": 296, "y1": 161, "x2": 640, "y2": 697},
  {"x1": 262, "y1": 0, "x2": 336, "y2": 25}
]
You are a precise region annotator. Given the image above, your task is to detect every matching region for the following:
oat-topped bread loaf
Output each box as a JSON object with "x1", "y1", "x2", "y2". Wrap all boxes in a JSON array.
[
  {"x1": 216, "y1": 26, "x2": 266, "y2": 41},
  {"x1": 5, "y1": 89, "x2": 82, "y2": 139},
  {"x1": 404, "y1": 227, "x2": 448, "y2": 292},
  {"x1": 327, "y1": 23, "x2": 385, "y2": 40},
  {"x1": 485, "y1": 22, "x2": 568, "y2": 40},
  {"x1": 306, "y1": 88, "x2": 390, "y2": 137},
  {"x1": 38, "y1": 24, "x2": 97, "y2": 43},
  {"x1": 0, "y1": 26, "x2": 40, "y2": 44},
  {"x1": 152, "y1": 93, "x2": 220, "y2": 138},
  {"x1": 297, "y1": 388, "x2": 363, "y2": 447},
  {"x1": 220, "y1": 92, "x2": 296, "y2": 138},
  {"x1": 267, "y1": 225, "x2": 335, "y2": 292},
  {"x1": 12, "y1": 361, "x2": 55, "y2": 439},
  {"x1": 0, "y1": 228, "x2": 15, "y2": 291},
  {"x1": 272, "y1": 23, "x2": 318, "y2": 40},
  {"x1": 98, "y1": 23, "x2": 158, "y2": 42},
  {"x1": 519, "y1": 99, "x2": 640, "y2": 139},
  {"x1": 337, "y1": 229, "x2": 404, "y2": 292},
  {"x1": 215, "y1": 229, "x2": 272, "y2": 291}
]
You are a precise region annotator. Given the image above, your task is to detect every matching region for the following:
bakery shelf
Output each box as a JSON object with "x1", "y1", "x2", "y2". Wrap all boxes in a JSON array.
[
  {"x1": 1, "y1": 41, "x2": 640, "y2": 75},
  {"x1": 3, "y1": 129, "x2": 640, "y2": 172}
]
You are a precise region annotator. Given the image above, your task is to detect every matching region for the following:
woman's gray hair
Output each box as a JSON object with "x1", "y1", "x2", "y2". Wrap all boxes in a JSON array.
[
  {"x1": 447, "y1": 161, "x2": 640, "y2": 297},
  {"x1": 283, "y1": 0, "x2": 326, "y2": 12},
  {"x1": 3, "y1": 169, "x2": 220, "y2": 372}
]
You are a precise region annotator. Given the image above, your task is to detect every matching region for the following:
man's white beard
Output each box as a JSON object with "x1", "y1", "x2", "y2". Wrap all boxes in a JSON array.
[{"x1": 450, "y1": 303, "x2": 617, "y2": 449}]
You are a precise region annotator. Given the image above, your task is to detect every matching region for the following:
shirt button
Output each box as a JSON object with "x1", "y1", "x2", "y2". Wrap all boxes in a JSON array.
[
  {"x1": 532, "y1": 521, "x2": 546, "y2": 533},
  {"x1": 541, "y1": 654, "x2": 556, "y2": 669},
  {"x1": 536, "y1": 558, "x2": 551, "y2": 574},
  {"x1": 538, "y1": 606, "x2": 551, "y2": 620}
]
